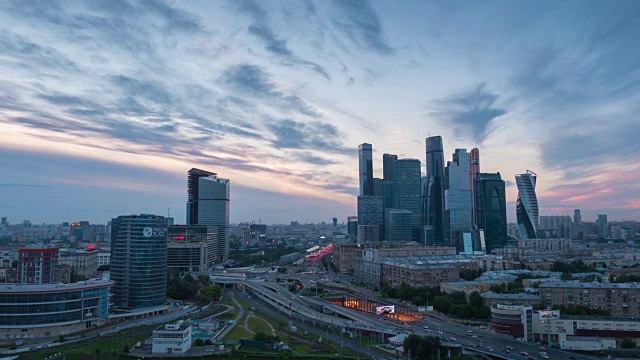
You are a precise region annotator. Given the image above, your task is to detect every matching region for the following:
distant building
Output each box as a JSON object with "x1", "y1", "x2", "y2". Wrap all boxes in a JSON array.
[
  {"x1": 357, "y1": 196, "x2": 384, "y2": 240},
  {"x1": 393, "y1": 159, "x2": 422, "y2": 241},
  {"x1": 481, "y1": 292, "x2": 542, "y2": 308},
  {"x1": 424, "y1": 136, "x2": 445, "y2": 245},
  {"x1": 382, "y1": 262, "x2": 459, "y2": 288},
  {"x1": 475, "y1": 172, "x2": 507, "y2": 253},
  {"x1": 596, "y1": 214, "x2": 609, "y2": 238},
  {"x1": 187, "y1": 168, "x2": 230, "y2": 262},
  {"x1": 111, "y1": 214, "x2": 168, "y2": 310},
  {"x1": 18, "y1": 247, "x2": 59, "y2": 284},
  {"x1": 357, "y1": 225, "x2": 379, "y2": 243},
  {"x1": 59, "y1": 247, "x2": 98, "y2": 279},
  {"x1": 152, "y1": 323, "x2": 193, "y2": 355},
  {"x1": 347, "y1": 216, "x2": 358, "y2": 238},
  {"x1": 540, "y1": 281, "x2": 640, "y2": 317},
  {"x1": 445, "y1": 149, "x2": 472, "y2": 251},
  {"x1": 490, "y1": 304, "x2": 533, "y2": 342},
  {"x1": 539, "y1": 216, "x2": 572, "y2": 239},
  {"x1": 384, "y1": 209, "x2": 412, "y2": 242},
  {"x1": 167, "y1": 225, "x2": 217, "y2": 273},
  {"x1": 358, "y1": 143, "x2": 373, "y2": 196},
  {"x1": 515, "y1": 170, "x2": 539, "y2": 239}
]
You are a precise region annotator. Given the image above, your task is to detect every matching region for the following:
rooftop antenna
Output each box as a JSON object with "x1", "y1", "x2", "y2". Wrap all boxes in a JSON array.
[{"x1": 167, "y1": 207, "x2": 171, "y2": 217}]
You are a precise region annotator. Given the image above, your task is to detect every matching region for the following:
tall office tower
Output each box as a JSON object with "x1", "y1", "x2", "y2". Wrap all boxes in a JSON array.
[
  {"x1": 539, "y1": 216, "x2": 572, "y2": 238},
  {"x1": 573, "y1": 209, "x2": 582, "y2": 225},
  {"x1": 385, "y1": 209, "x2": 413, "y2": 242},
  {"x1": 444, "y1": 149, "x2": 473, "y2": 251},
  {"x1": 597, "y1": 214, "x2": 609, "y2": 238},
  {"x1": 111, "y1": 214, "x2": 168, "y2": 309},
  {"x1": 332, "y1": 218, "x2": 338, "y2": 228},
  {"x1": 357, "y1": 196, "x2": 384, "y2": 240},
  {"x1": 382, "y1": 153, "x2": 398, "y2": 209},
  {"x1": 18, "y1": 247, "x2": 59, "y2": 284},
  {"x1": 469, "y1": 148, "x2": 480, "y2": 229},
  {"x1": 167, "y1": 225, "x2": 217, "y2": 273},
  {"x1": 358, "y1": 143, "x2": 373, "y2": 196},
  {"x1": 372, "y1": 178, "x2": 383, "y2": 196},
  {"x1": 424, "y1": 136, "x2": 445, "y2": 244},
  {"x1": 357, "y1": 225, "x2": 380, "y2": 243},
  {"x1": 393, "y1": 159, "x2": 422, "y2": 241},
  {"x1": 515, "y1": 170, "x2": 539, "y2": 239},
  {"x1": 187, "y1": 168, "x2": 230, "y2": 263},
  {"x1": 475, "y1": 173, "x2": 507, "y2": 253},
  {"x1": 347, "y1": 216, "x2": 358, "y2": 238}
]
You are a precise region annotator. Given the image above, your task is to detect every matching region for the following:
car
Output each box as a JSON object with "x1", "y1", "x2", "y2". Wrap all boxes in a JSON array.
[
  {"x1": 449, "y1": 337, "x2": 456, "y2": 341},
  {"x1": 539, "y1": 351, "x2": 548, "y2": 356},
  {"x1": 521, "y1": 352, "x2": 529, "y2": 356},
  {"x1": 540, "y1": 355, "x2": 549, "y2": 359}
]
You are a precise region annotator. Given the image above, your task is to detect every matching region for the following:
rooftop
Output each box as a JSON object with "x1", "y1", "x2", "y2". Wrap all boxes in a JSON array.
[
  {"x1": 481, "y1": 292, "x2": 541, "y2": 300},
  {"x1": 540, "y1": 281, "x2": 640, "y2": 289},
  {"x1": 0, "y1": 279, "x2": 113, "y2": 293}
]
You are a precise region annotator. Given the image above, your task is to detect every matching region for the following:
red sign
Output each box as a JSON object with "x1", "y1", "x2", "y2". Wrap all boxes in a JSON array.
[
  {"x1": 87, "y1": 244, "x2": 96, "y2": 251},
  {"x1": 174, "y1": 235, "x2": 185, "y2": 241}
]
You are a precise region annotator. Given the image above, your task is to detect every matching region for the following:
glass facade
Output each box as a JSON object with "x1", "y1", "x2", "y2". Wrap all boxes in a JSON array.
[
  {"x1": 111, "y1": 214, "x2": 168, "y2": 310},
  {"x1": 393, "y1": 159, "x2": 422, "y2": 241},
  {"x1": 0, "y1": 281, "x2": 111, "y2": 326},
  {"x1": 385, "y1": 209, "x2": 413, "y2": 242},
  {"x1": 358, "y1": 143, "x2": 373, "y2": 196},
  {"x1": 357, "y1": 196, "x2": 384, "y2": 240},
  {"x1": 445, "y1": 149, "x2": 472, "y2": 251},
  {"x1": 475, "y1": 172, "x2": 507, "y2": 252},
  {"x1": 515, "y1": 170, "x2": 538, "y2": 239},
  {"x1": 425, "y1": 136, "x2": 445, "y2": 244}
]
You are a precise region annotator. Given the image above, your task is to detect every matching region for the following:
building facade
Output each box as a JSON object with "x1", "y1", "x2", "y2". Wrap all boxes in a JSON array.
[
  {"x1": 515, "y1": 170, "x2": 539, "y2": 239},
  {"x1": 445, "y1": 149, "x2": 472, "y2": 251},
  {"x1": 475, "y1": 172, "x2": 507, "y2": 253},
  {"x1": 18, "y1": 248, "x2": 59, "y2": 284},
  {"x1": 490, "y1": 305, "x2": 533, "y2": 341},
  {"x1": 424, "y1": 135, "x2": 445, "y2": 245},
  {"x1": 152, "y1": 323, "x2": 193, "y2": 355},
  {"x1": 187, "y1": 168, "x2": 230, "y2": 263},
  {"x1": 357, "y1": 225, "x2": 379, "y2": 243},
  {"x1": 385, "y1": 209, "x2": 413, "y2": 242},
  {"x1": 167, "y1": 225, "x2": 217, "y2": 273},
  {"x1": 393, "y1": 159, "x2": 422, "y2": 242},
  {"x1": 358, "y1": 143, "x2": 373, "y2": 196},
  {"x1": 381, "y1": 262, "x2": 459, "y2": 288},
  {"x1": 540, "y1": 281, "x2": 640, "y2": 317},
  {"x1": 111, "y1": 214, "x2": 168, "y2": 310},
  {"x1": 357, "y1": 196, "x2": 384, "y2": 241},
  {"x1": 0, "y1": 279, "x2": 112, "y2": 338}
]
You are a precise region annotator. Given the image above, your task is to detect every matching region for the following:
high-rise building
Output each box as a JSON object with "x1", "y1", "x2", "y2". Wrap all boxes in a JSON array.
[
  {"x1": 596, "y1": 214, "x2": 609, "y2": 238},
  {"x1": 167, "y1": 225, "x2": 217, "y2": 273},
  {"x1": 573, "y1": 209, "x2": 582, "y2": 225},
  {"x1": 424, "y1": 136, "x2": 445, "y2": 244},
  {"x1": 18, "y1": 247, "x2": 59, "y2": 284},
  {"x1": 347, "y1": 216, "x2": 358, "y2": 238},
  {"x1": 357, "y1": 225, "x2": 380, "y2": 243},
  {"x1": 393, "y1": 159, "x2": 422, "y2": 241},
  {"x1": 385, "y1": 209, "x2": 413, "y2": 242},
  {"x1": 475, "y1": 173, "x2": 507, "y2": 253},
  {"x1": 539, "y1": 216, "x2": 572, "y2": 238},
  {"x1": 357, "y1": 196, "x2": 384, "y2": 240},
  {"x1": 470, "y1": 148, "x2": 480, "y2": 229},
  {"x1": 358, "y1": 143, "x2": 373, "y2": 196},
  {"x1": 332, "y1": 218, "x2": 338, "y2": 228},
  {"x1": 382, "y1": 153, "x2": 398, "y2": 210},
  {"x1": 186, "y1": 168, "x2": 230, "y2": 263},
  {"x1": 444, "y1": 149, "x2": 473, "y2": 251},
  {"x1": 515, "y1": 170, "x2": 539, "y2": 240},
  {"x1": 111, "y1": 214, "x2": 168, "y2": 310}
]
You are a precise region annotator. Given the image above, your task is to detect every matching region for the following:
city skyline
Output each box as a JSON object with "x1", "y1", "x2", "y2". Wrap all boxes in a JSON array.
[{"x1": 1, "y1": 1, "x2": 639, "y2": 224}]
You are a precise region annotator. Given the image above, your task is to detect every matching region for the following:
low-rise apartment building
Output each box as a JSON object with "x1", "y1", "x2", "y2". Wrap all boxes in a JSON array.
[{"x1": 539, "y1": 281, "x2": 640, "y2": 317}]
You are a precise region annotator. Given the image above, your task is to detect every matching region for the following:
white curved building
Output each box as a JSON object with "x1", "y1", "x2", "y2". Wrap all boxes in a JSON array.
[{"x1": 515, "y1": 170, "x2": 539, "y2": 239}]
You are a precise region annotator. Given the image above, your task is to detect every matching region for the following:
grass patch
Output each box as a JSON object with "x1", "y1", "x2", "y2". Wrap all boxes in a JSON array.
[
  {"x1": 235, "y1": 294, "x2": 251, "y2": 309},
  {"x1": 217, "y1": 310, "x2": 238, "y2": 321}
]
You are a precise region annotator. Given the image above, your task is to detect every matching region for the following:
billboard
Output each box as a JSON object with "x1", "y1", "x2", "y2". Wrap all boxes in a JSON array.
[
  {"x1": 418, "y1": 306, "x2": 434, "y2": 312},
  {"x1": 375, "y1": 305, "x2": 395, "y2": 315},
  {"x1": 539, "y1": 310, "x2": 560, "y2": 320}
]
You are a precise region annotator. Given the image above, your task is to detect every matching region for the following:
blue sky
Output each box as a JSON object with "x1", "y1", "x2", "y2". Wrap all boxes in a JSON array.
[{"x1": 1, "y1": 0, "x2": 639, "y2": 225}]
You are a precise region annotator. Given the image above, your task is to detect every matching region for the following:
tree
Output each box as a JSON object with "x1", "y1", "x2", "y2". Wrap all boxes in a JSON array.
[
  {"x1": 621, "y1": 338, "x2": 636, "y2": 349},
  {"x1": 194, "y1": 338, "x2": 205, "y2": 346},
  {"x1": 469, "y1": 291, "x2": 483, "y2": 307},
  {"x1": 97, "y1": 264, "x2": 110, "y2": 271},
  {"x1": 403, "y1": 334, "x2": 443, "y2": 360}
]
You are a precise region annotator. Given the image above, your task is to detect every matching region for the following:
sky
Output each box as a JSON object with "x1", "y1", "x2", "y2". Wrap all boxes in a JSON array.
[{"x1": 1, "y1": 0, "x2": 639, "y2": 225}]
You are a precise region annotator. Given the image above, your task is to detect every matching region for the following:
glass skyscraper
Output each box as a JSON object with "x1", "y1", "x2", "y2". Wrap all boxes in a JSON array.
[
  {"x1": 393, "y1": 159, "x2": 422, "y2": 241},
  {"x1": 445, "y1": 149, "x2": 472, "y2": 251},
  {"x1": 515, "y1": 170, "x2": 539, "y2": 239},
  {"x1": 358, "y1": 143, "x2": 373, "y2": 196},
  {"x1": 424, "y1": 136, "x2": 445, "y2": 244},
  {"x1": 475, "y1": 172, "x2": 507, "y2": 252},
  {"x1": 111, "y1": 214, "x2": 168, "y2": 310},
  {"x1": 357, "y1": 196, "x2": 384, "y2": 241},
  {"x1": 385, "y1": 208, "x2": 413, "y2": 242},
  {"x1": 187, "y1": 168, "x2": 230, "y2": 263}
]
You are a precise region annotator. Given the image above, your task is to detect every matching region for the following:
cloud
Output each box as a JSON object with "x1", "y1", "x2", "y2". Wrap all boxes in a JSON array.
[
  {"x1": 330, "y1": 0, "x2": 394, "y2": 55},
  {"x1": 0, "y1": 183, "x2": 50, "y2": 188},
  {"x1": 220, "y1": 64, "x2": 321, "y2": 117},
  {"x1": 297, "y1": 152, "x2": 336, "y2": 166},
  {"x1": 267, "y1": 119, "x2": 349, "y2": 154},
  {"x1": 430, "y1": 83, "x2": 506, "y2": 142}
]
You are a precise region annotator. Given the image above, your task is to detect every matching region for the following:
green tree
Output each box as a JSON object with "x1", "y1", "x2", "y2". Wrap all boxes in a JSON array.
[
  {"x1": 621, "y1": 338, "x2": 636, "y2": 349},
  {"x1": 194, "y1": 338, "x2": 205, "y2": 346},
  {"x1": 469, "y1": 291, "x2": 483, "y2": 307},
  {"x1": 403, "y1": 335, "x2": 444, "y2": 360}
]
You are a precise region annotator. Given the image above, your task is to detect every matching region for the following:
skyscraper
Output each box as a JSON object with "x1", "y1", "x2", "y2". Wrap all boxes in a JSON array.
[
  {"x1": 444, "y1": 149, "x2": 473, "y2": 251},
  {"x1": 573, "y1": 209, "x2": 582, "y2": 225},
  {"x1": 385, "y1": 208, "x2": 413, "y2": 242},
  {"x1": 475, "y1": 173, "x2": 507, "y2": 252},
  {"x1": 515, "y1": 170, "x2": 539, "y2": 239},
  {"x1": 424, "y1": 136, "x2": 445, "y2": 244},
  {"x1": 187, "y1": 168, "x2": 230, "y2": 263},
  {"x1": 382, "y1": 153, "x2": 398, "y2": 212},
  {"x1": 357, "y1": 196, "x2": 384, "y2": 240},
  {"x1": 358, "y1": 143, "x2": 373, "y2": 196},
  {"x1": 393, "y1": 158, "x2": 422, "y2": 241},
  {"x1": 111, "y1": 214, "x2": 168, "y2": 309},
  {"x1": 470, "y1": 148, "x2": 480, "y2": 229},
  {"x1": 597, "y1": 214, "x2": 609, "y2": 238}
]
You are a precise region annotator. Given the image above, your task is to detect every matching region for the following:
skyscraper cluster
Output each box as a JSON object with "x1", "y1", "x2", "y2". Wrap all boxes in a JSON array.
[{"x1": 355, "y1": 136, "x2": 510, "y2": 253}]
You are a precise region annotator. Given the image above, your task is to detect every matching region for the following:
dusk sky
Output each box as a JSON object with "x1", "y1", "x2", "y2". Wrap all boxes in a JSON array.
[{"x1": 1, "y1": 0, "x2": 639, "y2": 225}]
